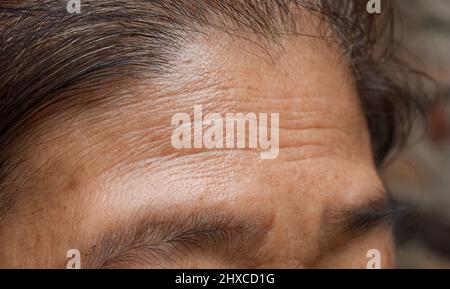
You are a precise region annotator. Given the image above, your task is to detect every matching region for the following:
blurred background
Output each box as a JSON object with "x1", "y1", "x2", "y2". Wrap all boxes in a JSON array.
[{"x1": 384, "y1": 0, "x2": 450, "y2": 268}]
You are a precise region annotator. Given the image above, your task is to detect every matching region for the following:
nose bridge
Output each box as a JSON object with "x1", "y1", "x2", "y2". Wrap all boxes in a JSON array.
[
  {"x1": 250, "y1": 173, "x2": 326, "y2": 266},
  {"x1": 250, "y1": 155, "x2": 384, "y2": 267}
]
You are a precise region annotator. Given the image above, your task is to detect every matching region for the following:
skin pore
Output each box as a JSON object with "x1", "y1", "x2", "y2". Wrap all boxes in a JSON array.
[{"x1": 0, "y1": 18, "x2": 395, "y2": 268}]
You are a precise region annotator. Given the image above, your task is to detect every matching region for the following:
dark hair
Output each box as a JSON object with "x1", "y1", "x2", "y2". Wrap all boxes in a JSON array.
[{"x1": 0, "y1": 0, "x2": 427, "y2": 218}]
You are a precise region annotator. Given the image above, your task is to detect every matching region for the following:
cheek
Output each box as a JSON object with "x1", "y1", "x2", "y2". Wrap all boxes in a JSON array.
[{"x1": 317, "y1": 227, "x2": 395, "y2": 269}]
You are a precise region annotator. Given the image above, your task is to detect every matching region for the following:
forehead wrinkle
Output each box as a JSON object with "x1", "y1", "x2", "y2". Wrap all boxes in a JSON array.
[
  {"x1": 2, "y1": 6, "x2": 350, "y2": 189},
  {"x1": 4, "y1": 28, "x2": 365, "y2": 212}
]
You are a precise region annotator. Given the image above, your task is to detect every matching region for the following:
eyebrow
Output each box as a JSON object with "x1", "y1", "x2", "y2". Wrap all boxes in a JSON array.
[
  {"x1": 84, "y1": 209, "x2": 273, "y2": 268},
  {"x1": 321, "y1": 192, "x2": 406, "y2": 251},
  {"x1": 83, "y1": 193, "x2": 404, "y2": 268}
]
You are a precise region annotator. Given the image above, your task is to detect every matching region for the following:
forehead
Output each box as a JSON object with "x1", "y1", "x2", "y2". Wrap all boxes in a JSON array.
[
  {"x1": 3, "y1": 25, "x2": 376, "y2": 213},
  {"x1": 0, "y1": 24, "x2": 381, "y2": 267},
  {"x1": 6, "y1": 26, "x2": 370, "y2": 192}
]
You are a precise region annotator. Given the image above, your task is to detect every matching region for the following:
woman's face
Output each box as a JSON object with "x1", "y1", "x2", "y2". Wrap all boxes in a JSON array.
[{"x1": 0, "y1": 24, "x2": 395, "y2": 268}]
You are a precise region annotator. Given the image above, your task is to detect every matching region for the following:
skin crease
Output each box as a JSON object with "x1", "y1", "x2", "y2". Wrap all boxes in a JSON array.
[{"x1": 0, "y1": 22, "x2": 395, "y2": 268}]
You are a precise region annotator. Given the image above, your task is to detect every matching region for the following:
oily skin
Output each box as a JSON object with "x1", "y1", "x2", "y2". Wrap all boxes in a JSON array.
[{"x1": 0, "y1": 28, "x2": 394, "y2": 268}]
